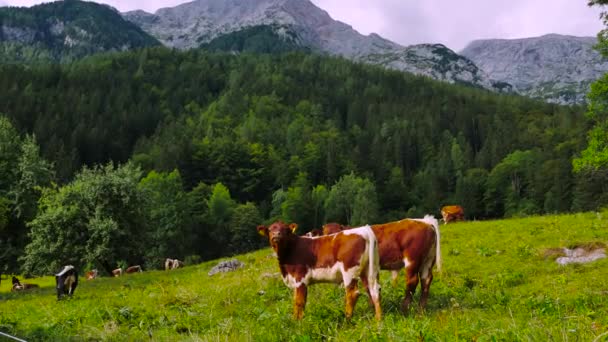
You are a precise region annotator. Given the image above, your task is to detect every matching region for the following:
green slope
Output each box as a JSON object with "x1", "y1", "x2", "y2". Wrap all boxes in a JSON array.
[
  {"x1": 2, "y1": 212, "x2": 607, "y2": 340},
  {"x1": 200, "y1": 25, "x2": 309, "y2": 54},
  {"x1": 0, "y1": 0, "x2": 160, "y2": 63}
]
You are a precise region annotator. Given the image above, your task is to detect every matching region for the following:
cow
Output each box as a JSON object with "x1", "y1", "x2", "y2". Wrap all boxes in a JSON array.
[
  {"x1": 321, "y1": 216, "x2": 442, "y2": 312},
  {"x1": 11, "y1": 276, "x2": 39, "y2": 292},
  {"x1": 125, "y1": 265, "x2": 143, "y2": 274},
  {"x1": 371, "y1": 215, "x2": 441, "y2": 312},
  {"x1": 322, "y1": 223, "x2": 351, "y2": 235},
  {"x1": 257, "y1": 221, "x2": 382, "y2": 320},
  {"x1": 303, "y1": 229, "x2": 322, "y2": 238},
  {"x1": 165, "y1": 258, "x2": 184, "y2": 270},
  {"x1": 85, "y1": 269, "x2": 98, "y2": 280},
  {"x1": 55, "y1": 265, "x2": 78, "y2": 300},
  {"x1": 441, "y1": 205, "x2": 465, "y2": 224},
  {"x1": 112, "y1": 268, "x2": 123, "y2": 277}
]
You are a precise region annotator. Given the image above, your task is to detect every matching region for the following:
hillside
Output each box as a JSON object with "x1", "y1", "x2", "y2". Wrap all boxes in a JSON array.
[
  {"x1": 1, "y1": 213, "x2": 607, "y2": 340},
  {"x1": 0, "y1": 0, "x2": 160, "y2": 63},
  {"x1": 461, "y1": 34, "x2": 608, "y2": 105}
]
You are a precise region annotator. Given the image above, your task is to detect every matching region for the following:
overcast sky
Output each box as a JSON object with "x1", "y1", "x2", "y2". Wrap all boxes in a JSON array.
[{"x1": 3, "y1": 0, "x2": 605, "y2": 51}]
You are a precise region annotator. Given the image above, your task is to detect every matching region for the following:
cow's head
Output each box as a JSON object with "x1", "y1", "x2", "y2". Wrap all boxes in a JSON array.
[
  {"x1": 322, "y1": 223, "x2": 345, "y2": 235},
  {"x1": 257, "y1": 221, "x2": 298, "y2": 250}
]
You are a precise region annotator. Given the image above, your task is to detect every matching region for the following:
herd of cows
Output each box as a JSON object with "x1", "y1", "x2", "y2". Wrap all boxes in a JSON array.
[
  {"x1": 256, "y1": 205, "x2": 465, "y2": 320},
  {"x1": 7, "y1": 205, "x2": 466, "y2": 321},
  {"x1": 8, "y1": 258, "x2": 186, "y2": 300}
]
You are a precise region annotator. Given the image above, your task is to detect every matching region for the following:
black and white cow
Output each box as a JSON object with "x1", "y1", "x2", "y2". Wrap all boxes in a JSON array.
[{"x1": 55, "y1": 265, "x2": 78, "y2": 300}]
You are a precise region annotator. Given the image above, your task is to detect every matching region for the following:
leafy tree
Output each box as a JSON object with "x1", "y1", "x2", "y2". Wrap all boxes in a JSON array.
[
  {"x1": 21, "y1": 162, "x2": 146, "y2": 275},
  {"x1": 325, "y1": 173, "x2": 379, "y2": 226},
  {"x1": 573, "y1": 1, "x2": 608, "y2": 172},
  {"x1": 228, "y1": 202, "x2": 263, "y2": 254},
  {"x1": 138, "y1": 169, "x2": 192, "y2": 269}
]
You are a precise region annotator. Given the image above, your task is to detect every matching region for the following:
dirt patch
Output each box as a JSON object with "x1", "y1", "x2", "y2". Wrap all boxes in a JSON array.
[{"x1": 543, "y1": 242, "x2": 606, "y2": 265}]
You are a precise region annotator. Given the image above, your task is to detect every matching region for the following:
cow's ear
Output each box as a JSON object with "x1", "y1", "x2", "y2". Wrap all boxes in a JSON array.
[
  {"x1": 257, "y1": 225, "x2": 268, "y2": 237},
  {"x1": 289, "y1": 223, "x2": 298, "y2": 234}
]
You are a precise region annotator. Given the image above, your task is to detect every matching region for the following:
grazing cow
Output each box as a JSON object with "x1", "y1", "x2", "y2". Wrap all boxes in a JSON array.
[
  {"x1": 85, "y1": 269, "x2": 98, "y2": 280},
  {"x1": 165, "y1": 258, "x2": 184, "y2": 270},
  {"x1": 11, "y1": 276, "x2": 39, "y2": 291},
  {"x1": 304, "y1": 229, "x2": 322, "y2": 238},
  {"x1": 257, "y1": 221, "x2": 382, "y2": 320},
  {"x1": 112, "y1": 268, "x2": 123, "y2": 277},
  {"x1": 441, "y1": 205, "x2": 464, "y2": 224},
  {"x1": 125, "y1": 265, "x2": 142, "y2": 274},
  {"x1": 55, "y1": 265, "x2": 78, "y2": 300},
  {"x1": 371, "y1": 215, "x2": 441, "y2": 312}
]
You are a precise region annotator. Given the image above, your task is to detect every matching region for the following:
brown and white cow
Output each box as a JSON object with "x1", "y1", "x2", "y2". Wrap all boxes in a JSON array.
[
  {"x1": 322, "y1": 223, "x2": 351, "y2": 235},
  {"x1": 112, "y1": 268, "x2": 123, "y2": 277},
  {"x1": 372, "y1": 215, "x2": 441, "y2": 312},
  {"x1": 441, "y1": 205, "x2": 464, "y2": 224},
  {"x1": 257, "y1": 221, "x2": 382, "y2": 320},
  {"x1": 85, "y1": 269, "x2": 98, "y2": 280},
  {"x1": 165, "y1": 258, "x2": 184, "y2": 270},
  {"x1": 321, "y1": 216, "x2": 441, "y2": 312},
  {"x1": 125, "y1": 265, "x2": 143, "y2": 274}
]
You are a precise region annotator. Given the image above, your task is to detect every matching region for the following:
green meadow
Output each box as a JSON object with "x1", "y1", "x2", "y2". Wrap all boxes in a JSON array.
[{"x1": 1, "y1": 212, "x2": 607, "y2": 341}]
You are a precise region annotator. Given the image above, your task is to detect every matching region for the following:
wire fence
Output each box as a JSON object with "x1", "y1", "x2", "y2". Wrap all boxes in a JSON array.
[{"x1": 0, "y1": 330, "x2": 27, "y2": 342}]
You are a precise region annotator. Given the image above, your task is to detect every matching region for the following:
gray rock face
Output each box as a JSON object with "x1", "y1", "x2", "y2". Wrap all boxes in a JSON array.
[
  {"x1": 461, "y1": 34, "x2": 608, "y2": 104},
  {"x1": 124, "y1": 0, "x2": 499, "y2": 90},
  {"x1": 363, "y1": 43, "x2": 512, "y2": 92}
]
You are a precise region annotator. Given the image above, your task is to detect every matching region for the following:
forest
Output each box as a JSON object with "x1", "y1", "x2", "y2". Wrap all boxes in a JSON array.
[{"x1": 1, "y1": 47, "x2": 606, "y2": 276}]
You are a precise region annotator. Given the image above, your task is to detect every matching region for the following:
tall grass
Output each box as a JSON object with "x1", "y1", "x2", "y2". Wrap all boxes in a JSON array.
[{"x1": 1, "y1": 212, "x2": 608, "y2": 341}]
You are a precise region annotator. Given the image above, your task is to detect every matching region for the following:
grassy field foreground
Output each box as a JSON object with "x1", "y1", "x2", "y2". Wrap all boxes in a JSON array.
[{"x1": 1, "y1": 212, "x2": 608, "y2": 341}]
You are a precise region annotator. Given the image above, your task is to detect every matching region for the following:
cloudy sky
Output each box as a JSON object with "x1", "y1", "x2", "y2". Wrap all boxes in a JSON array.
[{"x1": 3, "y1": 0, "x2": 605, "y2": 51}]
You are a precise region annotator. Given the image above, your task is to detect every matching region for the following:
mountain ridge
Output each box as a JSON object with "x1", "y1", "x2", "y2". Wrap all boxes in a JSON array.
[{"x1": 461, "y1": 33, "x2": 608, "y2": 104}]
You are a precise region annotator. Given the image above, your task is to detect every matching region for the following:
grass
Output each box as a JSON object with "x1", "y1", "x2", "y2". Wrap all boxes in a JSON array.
[{"x1": 1, "y1": 212, "x2": 608, "y2": 341}]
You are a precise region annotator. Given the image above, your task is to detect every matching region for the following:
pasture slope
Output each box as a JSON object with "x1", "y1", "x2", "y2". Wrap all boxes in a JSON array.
[{"x1": 1, "y1": 212, "x2": 607, "y2": 341}]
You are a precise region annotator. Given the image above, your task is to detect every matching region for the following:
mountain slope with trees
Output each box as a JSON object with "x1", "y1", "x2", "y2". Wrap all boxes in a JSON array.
[
  {"x1": 0, "y1": 0, "x2": 160, "y2": 63},
  {"x1": 0, "y1": 47, "x2": 604, "y2": 276}
]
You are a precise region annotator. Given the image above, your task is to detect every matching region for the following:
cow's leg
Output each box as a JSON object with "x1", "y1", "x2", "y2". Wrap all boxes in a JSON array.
[
  {"x1": 344, "y1": 281, "x2": 360, "y2": 320},
  {"x1": 419, "y1": 270, "x2": 433, "y2": 309},
  {"x1": 402, "y1": 266, "x2": 419, "y2": 313},
  {"x1": 293, "y1": 285, "x2": 307, "y2": 320},
  {"x1": 361, "y1": 274, "x2": 382, "y2": 321}
]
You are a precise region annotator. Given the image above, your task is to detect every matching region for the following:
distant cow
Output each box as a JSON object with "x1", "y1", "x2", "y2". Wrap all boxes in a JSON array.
[
  {"x1": 257, "y1": 221, "x2": 382, "y2": 320},
  {"x1": 112, "y1": 268, "x2": 123, "y2": 277},
  {"x1": 125, "y1": 265, "x2": 142, "y2": 274},
  {"x1": 303, "y1": 229, "x2": 322, "y2": 238},
  {"x1": 165, "y1": 258, "x2": 184, "y2": 270},
  {"x1": 55, "y1": 265, "x2": 78, "y2": 300},
  {"x1": 85, "y1": 269, "x2": 98, "y2": 280},
  {"x1": 371, "y1": 215, "x2": 441, "y2": 312},
  {"x1": 322, "y1": 223, "x2": 350, "y2": 235},
  {"x1": 441, "y1": 205, "x2": 464, "y2": 224},
  {"x1": 11, "y1": 276, "x2": 39, "y2": 292}
]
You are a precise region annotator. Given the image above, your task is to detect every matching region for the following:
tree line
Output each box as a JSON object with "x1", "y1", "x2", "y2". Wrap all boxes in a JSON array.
[{"x1": 0, "y1": 47, "x2": 605, "y2": 276}]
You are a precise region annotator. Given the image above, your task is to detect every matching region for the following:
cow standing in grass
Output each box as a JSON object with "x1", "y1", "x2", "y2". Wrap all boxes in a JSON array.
[
  {"x1": 321, "y1": 216, "x2": 442, "y2": 312},
  {"x1": 257, "y1": 221, "x2": 382, "y2": 320},
  {"x1": 372, "y1": 216, "x2": 441, "y2": 312},
  {"x1": 441, "y1": 205, "x2": 464, "y2": 224},
  {"x1": 55, "y1": 265, "x2": 78, "y2": 300}
]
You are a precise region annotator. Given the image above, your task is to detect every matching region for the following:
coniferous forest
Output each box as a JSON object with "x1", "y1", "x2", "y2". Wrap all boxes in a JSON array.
[{"x1": 0, "y1": 47, "x2": 605, "y2": 276}]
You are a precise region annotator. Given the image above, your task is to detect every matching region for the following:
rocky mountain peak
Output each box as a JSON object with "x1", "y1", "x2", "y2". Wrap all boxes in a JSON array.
[{"x1": 461, "y1": 33, "x2": 608, "y2": 104}]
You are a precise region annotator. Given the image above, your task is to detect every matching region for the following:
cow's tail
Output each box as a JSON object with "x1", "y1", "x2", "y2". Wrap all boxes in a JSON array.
[
  {"x1": 420, "y1": 215, "x2": 442, "y2": 273},
  {"x1": 364, "y1": 225, "x2": 381, "y2": 299}
]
